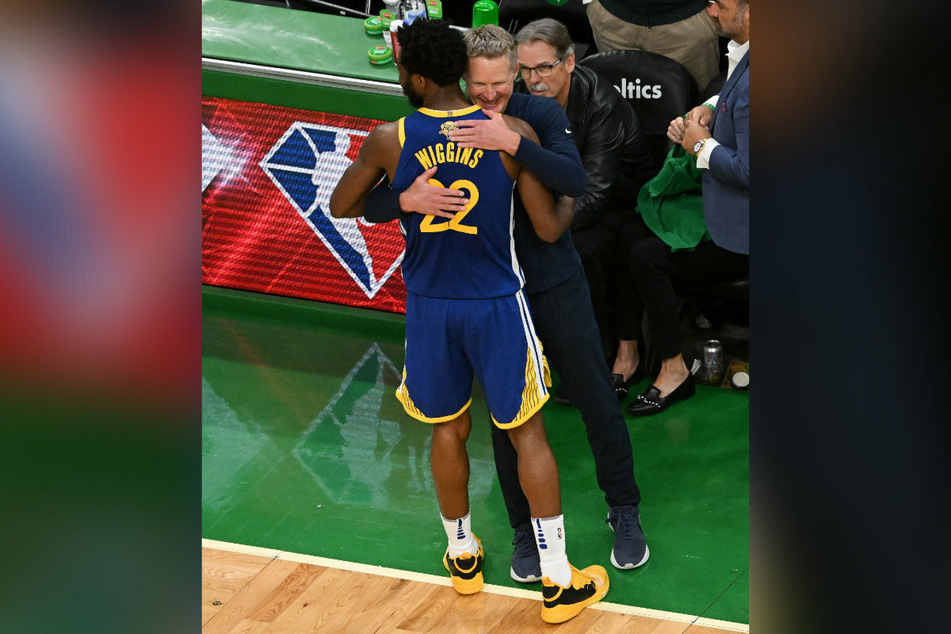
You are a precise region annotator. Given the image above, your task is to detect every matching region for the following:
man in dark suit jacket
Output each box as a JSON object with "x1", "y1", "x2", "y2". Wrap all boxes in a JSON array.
[{"x1": 681, "y1": 0, "x2": 749, "y2": 255}]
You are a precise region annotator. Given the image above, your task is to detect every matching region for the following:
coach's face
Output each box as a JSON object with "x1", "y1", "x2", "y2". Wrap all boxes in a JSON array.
[{"x1": 464, "y1": 55, "x2": 517, "y2": 114}]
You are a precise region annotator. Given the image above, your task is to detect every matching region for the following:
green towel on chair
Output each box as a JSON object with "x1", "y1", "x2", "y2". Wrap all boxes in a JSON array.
[{"x1": 636, "y1": 144, "x2": 711, "y2": 252}]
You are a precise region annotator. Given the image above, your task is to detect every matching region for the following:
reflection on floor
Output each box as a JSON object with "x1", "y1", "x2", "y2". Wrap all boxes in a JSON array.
[{"x1": 201, "y1": 286, "x2": 749, "y2": 625}]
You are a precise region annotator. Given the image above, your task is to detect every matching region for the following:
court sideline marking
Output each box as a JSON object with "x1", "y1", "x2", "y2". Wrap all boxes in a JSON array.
[{"x1": 203, "y1": 538, "x2": 748, "y2": 632}]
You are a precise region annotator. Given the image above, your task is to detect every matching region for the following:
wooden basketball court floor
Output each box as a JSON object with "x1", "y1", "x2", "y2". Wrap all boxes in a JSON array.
[{"x1": 202, "y1": 287, "x2": 749, "y2": 632}]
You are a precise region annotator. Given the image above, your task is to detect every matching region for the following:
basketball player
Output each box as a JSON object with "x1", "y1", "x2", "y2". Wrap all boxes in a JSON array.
[{"x1": 329, "y1": 18, "x2": 607, "y2": 624}]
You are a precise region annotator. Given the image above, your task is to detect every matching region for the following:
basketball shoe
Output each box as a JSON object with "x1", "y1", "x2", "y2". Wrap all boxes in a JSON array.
[
  {"x1": 443, "y1": 536, "x2": 484, "y2": 595},
  {"x1": 540, "y1": 564, "x2": 609, "y2": 623}
]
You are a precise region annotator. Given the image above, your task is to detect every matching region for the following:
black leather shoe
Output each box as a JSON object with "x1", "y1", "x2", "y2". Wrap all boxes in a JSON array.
[
  {"x1": 611, "y1": 365, "x2": 645, "y2": 401},
  {"x1": 626, "y1": 374, "x2": 696, "y2": 417}
]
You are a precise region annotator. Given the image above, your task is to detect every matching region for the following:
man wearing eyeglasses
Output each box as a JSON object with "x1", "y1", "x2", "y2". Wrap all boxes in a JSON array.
[{"x1": 514, "y1": 17, "x2": 655, "y2": 391}]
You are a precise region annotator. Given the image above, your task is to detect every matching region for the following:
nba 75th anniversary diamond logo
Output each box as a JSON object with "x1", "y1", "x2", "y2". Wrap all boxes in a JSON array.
[{"x1": 260, "y1": 122, "x2": 403, "y2": 299}]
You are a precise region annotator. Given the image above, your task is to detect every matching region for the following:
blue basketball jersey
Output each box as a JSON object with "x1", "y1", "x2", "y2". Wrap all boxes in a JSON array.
[{"x1": 394, "y1": 105, "x2": 524, "y2": 299}]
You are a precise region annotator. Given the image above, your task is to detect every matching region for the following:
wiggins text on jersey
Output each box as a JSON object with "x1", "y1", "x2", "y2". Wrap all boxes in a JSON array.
[{"x1": 414, "y1": 142, "x2": 484, "y2": 171}]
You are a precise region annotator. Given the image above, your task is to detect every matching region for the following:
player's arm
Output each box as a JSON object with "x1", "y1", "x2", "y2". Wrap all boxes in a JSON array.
[
  {"x1": 503, "y1": 116, "x2": 572, "y2": 241},
  {"x1": 516, "y1": 169, "x2": 571, "y2": 243},
  {"x1": 329, "y1": 122, "x2": 399, "y2": 219}
]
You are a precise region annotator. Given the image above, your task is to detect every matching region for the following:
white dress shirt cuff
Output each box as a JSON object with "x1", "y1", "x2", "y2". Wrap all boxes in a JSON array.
[{"x1": 697, "y1": 139, "x2": 719, "y2": 169}]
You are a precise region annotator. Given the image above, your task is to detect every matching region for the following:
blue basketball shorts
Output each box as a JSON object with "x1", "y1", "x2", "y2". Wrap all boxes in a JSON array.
[{"x1": 396, "y1": 290, "x2": 551, "y2": 428}]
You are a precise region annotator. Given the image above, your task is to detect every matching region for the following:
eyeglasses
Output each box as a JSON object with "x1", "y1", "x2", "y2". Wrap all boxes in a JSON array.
[{"x1": 519, "y1": 57, "x2": 565, "y2": 79}]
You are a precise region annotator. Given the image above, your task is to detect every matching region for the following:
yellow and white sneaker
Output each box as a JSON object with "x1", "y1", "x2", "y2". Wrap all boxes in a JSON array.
[
  {"x1": 540, "y1": 564, "x2": 609, "y2": 623},
  {"x1": 443, "y1": 536, "x2": 484, "y2": 595}
]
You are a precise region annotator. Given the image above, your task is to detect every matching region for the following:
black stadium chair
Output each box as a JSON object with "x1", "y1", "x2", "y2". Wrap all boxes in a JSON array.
[
  {"x1": 498, "y1": 0, "x2": 596, "y2": 60},
  {"x1": 578, "y1": 49, "x2": 698, "y2": 171}
]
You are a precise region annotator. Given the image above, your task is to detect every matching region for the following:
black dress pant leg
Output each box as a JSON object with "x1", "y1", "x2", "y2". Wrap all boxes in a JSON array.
[
  {"x1": 569, "y1": 210, "x2": 625, "y2": 359},
  {"x1": 613, "y1": 215, "x2": 655, "y2": 341},
  {"x1": 626, "y1": 232, "x2": 751, "y2": 362},
  {"x1": 490, "y1": 268, "x2": 642, "y2": 530},
  {"x1": 670, "y1": 242, "x2": 750, "y2": 288},
  {"x1": 627, "y1": 235, "x2": 683, "y2": 361}
]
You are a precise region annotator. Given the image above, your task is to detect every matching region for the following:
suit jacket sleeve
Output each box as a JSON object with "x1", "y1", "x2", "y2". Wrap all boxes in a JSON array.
[{"x1": 709, "y1": 76, "x2": 749, "y2": 191}]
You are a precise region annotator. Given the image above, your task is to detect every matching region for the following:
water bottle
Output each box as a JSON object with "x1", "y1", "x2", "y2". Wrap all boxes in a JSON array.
[
  {"x1": 382, "y1": 0, "x2": 401, "y2": 19},
  {"x1": 472, "y1": 0, "x2": 499, "y2": 28},
  {"x1": 390, "y1": 19, "x2": 404, "y2": 62},
  {"x1": 403, "y1": 0, "x2": 426, "y2": 24}
]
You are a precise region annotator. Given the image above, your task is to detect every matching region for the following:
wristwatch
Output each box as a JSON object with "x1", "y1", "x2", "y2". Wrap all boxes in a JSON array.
[{"x1": 693, "y1": 138, "x2": 709, "y2": 156}]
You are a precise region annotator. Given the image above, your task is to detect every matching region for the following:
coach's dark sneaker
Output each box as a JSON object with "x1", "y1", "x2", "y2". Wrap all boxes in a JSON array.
[
  {"x1": 540, "y1": 564, "x2": 609, "y2": 623},
  {"x1": 443, "y1": 536, "x2": 484, "y2": 594},
  {"x1": 606, "y1": 505, "x2": 650, "y2": 569},
  {"x1": 510, "y1": 523, "x2": 542, "y2": 583}
]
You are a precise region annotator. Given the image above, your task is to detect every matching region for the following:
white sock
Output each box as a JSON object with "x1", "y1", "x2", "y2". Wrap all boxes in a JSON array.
[
  {"x1": 533, "y1": 515, "x2": 571, "y2": 586},
  {"x1": 441, "y1": 512, "x2": 477, "y2": 557}
]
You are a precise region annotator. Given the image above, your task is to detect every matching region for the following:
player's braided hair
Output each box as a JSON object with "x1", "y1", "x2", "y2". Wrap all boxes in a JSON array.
[{"x1": 397, "y1": 19, "x2": 467, "y2": 87}]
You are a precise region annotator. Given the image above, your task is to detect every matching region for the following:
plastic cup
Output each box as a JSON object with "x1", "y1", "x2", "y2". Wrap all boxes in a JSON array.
[{"x1": 472, "y1": 0, "x2": 499, "y2": 28}]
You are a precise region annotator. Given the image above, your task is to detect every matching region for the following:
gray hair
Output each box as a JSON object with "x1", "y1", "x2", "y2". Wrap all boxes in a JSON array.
[
  {"x1": 464, "y1": 24, "x2": 518, "y2": 72},
  {"x1": 514, "y1": 18, "x2": 574, "y2": 59}
]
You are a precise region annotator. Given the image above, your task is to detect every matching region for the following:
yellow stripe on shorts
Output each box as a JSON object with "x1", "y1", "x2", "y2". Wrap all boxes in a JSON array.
[
  {"x1": 493, "y1": 345, "x2": 552, "y2": 429},
  {"x1": 396, "y1": 366, "x2": 472, "y2": 424}
]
